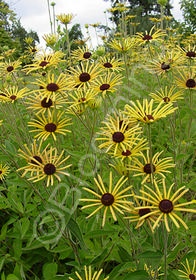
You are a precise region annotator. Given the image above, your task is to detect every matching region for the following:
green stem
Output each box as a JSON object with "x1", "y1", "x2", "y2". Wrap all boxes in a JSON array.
[
  {"x1": 47, "y1": 0, "x2": 53, "y2": 34},
  {"x1": 162, "y1": 222, "x2": 168, "y2": 280}
]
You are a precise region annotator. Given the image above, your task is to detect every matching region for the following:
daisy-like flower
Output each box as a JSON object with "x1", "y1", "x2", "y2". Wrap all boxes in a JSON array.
[
  {"x1": 177, "y1": 44, "x2": 196, "y2": 62},
  {"x1": 26, "y1": 45, "x2": 40, "y2": 55},
  {"x1": 67, "y1": 61, "x2": 101, "y2": 90},
  {"x1": 69, "y1": 265, "x2": 109, "y2": 280},
  {"x1": 25, "y1": 92, "x2": 66, "y2": 115},
  {"x1": 23, "y1": 51, "x2": 64, "y2": 74},
  {"x1": 24, "y1": 37, "x2": 34, "y2": 44},
  {"x1": 0, "y1": 59, "x2": 21, "y2": 75},
  {"x1": 109, "y1": 159, "x2": 130, "y2": 177},
  {"x1": 175, "y1": 70, "x2": 196, "y2": 91},
  {"x1": 17, "y1": 139, "x2": 49, "y2": 177},
  {"x1": 108, "y1": 37, "x2": 135, "y2": 53},
  {"x1": 33, "y1": 72, "x2": 68, "y2": 100},
  {"x1": 98, "y1": 56, "x2": 124, "y2": 72},
  {"x1": 66, "y1": 104, "x2": 84, "y2": 116},
  {"x1": 124, "y1": 99, "x2": 177, "y2": 124},
  {"x1": 0, "y1": 163, "x2": 9, "y2": 181},
  {"x1": 135, "y1": 179, "x2": 196, "y2": 232},
  {"x1": 110, "y1": 138, "x2": 148, "y2": 162},
  {"x1": 129, "y1": 150, "x2": 175, "y2": 184},
  {"x1": 28, "y1": 111, "x2": 71, "y2": 141},
  {"x1": 42, "y1": 33, "x2": 59, "y2": 46},
  {"x1": 67, "y1": 88, "x2": 98, "y2": 110},
  {"x1": 71, "y1": 46, "x2": 93, "y2": 62},
  {"x1": 93, "y1": 72, "x2": 123, "y2": 98},
  {"x1": 178, "y1": 259, "x2": 196, "y2": 280},
  {"x1": 150, "y1": 86, "x2": 183, "y2": 104},
  {"x1": 147, "y1": 50, "x2": 182, "y2": 76},
  {"x1": 125, "y1": 188, "x2": 157, "y2": 232},
  {"x1": 27, "y1": 147, "x2": 71, "y2": 186},
  {"x1": 134, "y1": 26, "x2": 166, "y2": 46},
  {"x1": 80, "y1": 172, "x2": 133, "y2": 227},
  {"x1": 0, "y1": 86, "x2": 29, "y2": 103},
  {"x1": 96, "y1": 114, "x2": 141, "y2": 155},
  {"x1": 57, "y1": 13, "x2": 75, "y2": 25}
]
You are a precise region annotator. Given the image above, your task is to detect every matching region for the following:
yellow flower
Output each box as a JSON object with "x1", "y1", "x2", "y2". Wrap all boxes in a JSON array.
[
  {"x1": 125, "y1": 99, "x2": 177, "y2": 124},
  {"x1": 93, "y1": 72, "x2": 123, "y2": 98},
  {"x1": 24, "y1": 37, "x2": 34, "y2": 44},
  {"x1": 25, "y1": 92, "x2": 66, "y2": 115},
  {"x1": 71, "y1": 46, "x2": 92, "y2": 62},
  {"x1": 135, "y1": 179, "x2": 196, "y2": 232},
  {"x1": 27, "y1": 147, "x2": 71, "y2": 186},
  {"x1": 134, "y1": 26, "x2": 166, "y2": 46},
  {"x1": 23, "y1": 50, "x2": 64, "y2": 74},
  {"x1": 28, "y1": 111, "x2": 71, "y2": 141},
  {"x1": 42, "y1": 33, "x2": 59, "y2": 46},
  {"x1": 98, "y1": 56, "x2": 124, "y2": 72},
  {"x1": 150, "y1": 86, "x2": 183, "y2": 104},
  {"x1": 108, "y1": 37, "x2": 135, "y2": 53},
  {"x1": 67, "y1": 61, "x2": 101, "y2": 90},
  {"x1": 0, "y1": 59, "x2": 21, "y2": 75},
  {"x1": 33, "y1": 72, "x2": 68, "y2": 100},
  {"x1": 0, "y1": 86, "x2": 29, "y2": 103},
  {"x1": 129, "y1": 150, "x2": 175, "y2": 184},
  {"x1": 96, "y1": 114, "x2": 141, "y2": 155},
  {"x1": 67, "y1": 88, "x2": 98, "y2": 110},
  {"x1": 178, "y1": 259, "x2": 196, "y2": 280},
  {"x1": 56, "y1": 13, "x2": 75, "y2": 25},
  {"x1": 175, "y1": 70, "x2": 196, "y2": 91},
  {"x1": 69, "y1": 265, "x2": 109, "y2": 280},
  {"x1": 0, "y1": 163, "x2": 9, "y2": 180},
  {"x1": 80, "y1": 172, "x2": 133, "y2": 227},
  {"x1": 17, "y1": 139, "x2": 49, "y2": 177}
]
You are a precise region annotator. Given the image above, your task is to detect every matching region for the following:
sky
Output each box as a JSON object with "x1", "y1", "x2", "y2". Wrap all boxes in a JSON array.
[{"x1": 7, "y1": 0, "x2": 183, "y2": 49}]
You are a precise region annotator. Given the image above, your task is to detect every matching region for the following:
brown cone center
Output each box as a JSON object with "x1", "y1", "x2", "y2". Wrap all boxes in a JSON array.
[
  {"x1": 46, "y1": 83, "x2": 59, "y2": 92},
  {"x1": 41, "y1": 97, "x2": 53, "y2": 108},
  {"x1": 139, "y1": 208, "x2": 151, "y2": 217},
  {"x1": 79, "y1": 72, "x2": 91, "y2": 82},
  {"x1": 44, "y1": 163, "x2": 56, "y2": 175},
  {"x1": 143, "y1": 163, "x2": 156, "y2": 174},
  {"x1": 143, "y1": 34, "x2": 153, "y2": 41},
  {"x1": 112, "y1": 132, "x2": 125, "y2": 143},
  {"x1": 7, "y1": 66, "x2": 14, "y2": 72},
  {"x1": 186, "y1": 79, "x2": 196, "y2": 88},
  {"x1": 45, "y1": 123, "x2": 57, "y2": 132},
  {"x1": 31, "y1": 155, "x2": 43, "y2": 165},
  {"x1": 101, "y1": 193, "x2": 114, "y2": 206},
  {"x1": 159, "y1": 199, "x2": 173, "y2": 213}
]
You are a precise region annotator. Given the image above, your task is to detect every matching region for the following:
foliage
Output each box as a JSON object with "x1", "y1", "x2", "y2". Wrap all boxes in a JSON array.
[{"x1": 180, "y1": 0, "x2": 196, "y2": 33}]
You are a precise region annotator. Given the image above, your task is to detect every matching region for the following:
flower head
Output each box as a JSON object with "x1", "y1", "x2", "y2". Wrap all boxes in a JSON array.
[
  {"x1": 28, "y1": 111, "x2": 71, "y2": 141},
  {"x1": 135, "y1": 26, "x2": 166, "y2": 46},
  {"x1": 135, "y1": 179, "x2": 196, "y2": 232},
  {"x1": 178, "y1": 259, "x2": 196, "y2": 280},
  {"x1": 0, "y1": 163, "x2": 9, "y2": 181},
  {"x1": 150, "y1": 86, "x2": 183, "y2": 104},
  {"x1": 69, "y1": 265, "x2": 109, "y2": 280},
  {"x1": 57, "y1": 13, "x2": 75, "y2": 24},
  {"x1": 0, "y1": 86, "x2": 29, "y2": 103},
  {"x1": 80, "y1": 172, "x2": 133, "y2": 226}
]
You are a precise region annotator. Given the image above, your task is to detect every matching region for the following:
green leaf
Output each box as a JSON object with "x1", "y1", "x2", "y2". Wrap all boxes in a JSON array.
[
  {"x1": 123, "y1": 270, "x2": 149, "y2": 280},
  {"x1": 21, "y1": 217, "x2": 30, "y2": 239},
  {"x1": 1, "y1": 272, "x2": 5, "y2": 280},
  {"x1": 84, "y1": 230, "x2": 116, "y2": 239},
  {"x1": 6, "y1": 275, "x2": 19, "y2": 280},
  {"x1": 67, "y1": 218, "x2": 86, "y2": 250},
  {"x1": 118, "y1": 246, "x2": 132, "y2": 262},
  {"x1": 90, "y1": 248, "x2": 108, "y2": 265},
  {"x1": 43, "y1": 263, "x2": 58, "y2": 280},
  {"x1": 138, "y1": 250, "x2": 163, "y2": 266}
]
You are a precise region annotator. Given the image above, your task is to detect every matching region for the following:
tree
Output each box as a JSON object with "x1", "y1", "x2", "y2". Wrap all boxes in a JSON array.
[
  {"x1": 180, "y1": 0, "x2": 196, "y2": 33},
  {"x1": 0, "y1": 0, "x2": 39, "y2": 56},
  {"x1": 105, "y1": 0, "x2": 173, "y2": 32}
]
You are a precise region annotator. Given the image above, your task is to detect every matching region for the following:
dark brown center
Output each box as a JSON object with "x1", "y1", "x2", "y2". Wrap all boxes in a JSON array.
[
  {"x1": 79, "y1": 72, "x2": 91, "y2": 82},
  {"x1": 32, "y1": 48, "x2": 37, "y2": 53},
  {"x1": 119, "y1": 120, "x2": 129, "y2": 130},
  {"x1": 163, "y1": 97, "x2": 170, "y2": 102},
  {"x1": 31, "y1": 155, "x2": 43, "y2": 165},
  {"x1": 41, "y1": 97, "x2": 53, "y2": 108},
  {"x1": 159, "y1": 199, "x2": 173, "y2": 213},
  {"x1": 139, "y1": 208, "x2": 151, "y2": 217},
  {"x1": 112, "y1": 132, "x2": 125, "y2": 143},
  {"x1": 189, "y1": 274, "x2": 196, "y2": 280},
  {"x1": 83, "y1": 52, "x2": 91, "y2": 59},
  {"x1": 100, "y1": 84, "x2": 110, "y2": 91},
  {"x1": 39, "y1": 61, "x2": 49, "y2": 67},
  {"x1": 186, "y1": 79, "x2": 196, "y2": 88},
  {"x1": 143, "y1": 34, "x2": 153, "y2": 41},
  {"x1": 103, "y1": 62, "x2": 113, "y2": 68},
  {"x1": 143, "y1": 163, "x2": 156, "y2": 174},
  {"x1": 46, "y1": 83, "x2": 59, "y2": 92},
  {"x1": 45, "y1": 123, "x2": 57, "y2": 132},
  {"x1": 7, "y1": 66, "x2": 14, "y2": 72},
  {"x1": 161, "y1": 63, "x2": 170, "y2": 70},
  {"x1": 42, "y1": 72, "x2": 47, "y2": 76},
  {"x1": 44, "y1": 163, "x2": 56, "y2": 175},
  {"x1": 10, "y1": 95, "x2": 17, "y2": 100},
  {"x1": 101, "y1": 193, "x2": 114, "y2": 206},
  {"x1": 122, "y1": 149, "x2": 131, "y2": 156},
  {"x1": 186, "y1": 51, "x2": 196, "y2": 58},
  {"x1": 0, "y1": 171, "x2": 2, "y2": 174},
  {"x1": 143, "y1": 115, "x2": 154, "y2": 122}
]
